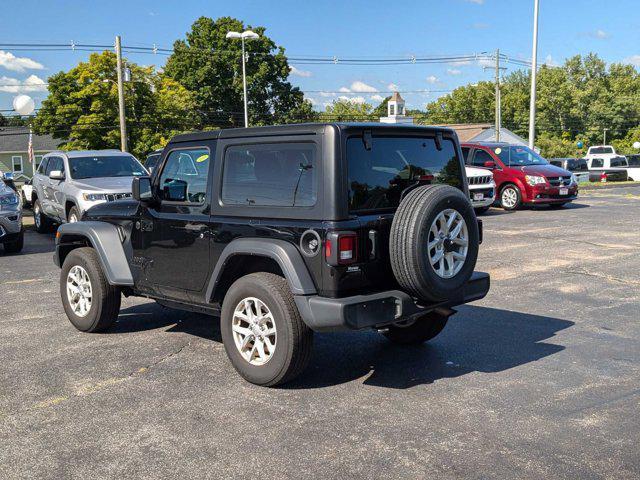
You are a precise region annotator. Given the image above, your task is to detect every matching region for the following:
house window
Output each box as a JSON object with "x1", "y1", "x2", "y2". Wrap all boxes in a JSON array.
[
  {"x1": 389, "y1": 104, "x2": 395, "y2": 115},
  {"x1": 397, "y1": 104, "x2": 404, "y2": 115},
  {"x1": 34, "y1": 155, "x2": 43, "y2": 170},
  {"x1": 12, "y1": 155, "x2": 23, "y2": 173}
]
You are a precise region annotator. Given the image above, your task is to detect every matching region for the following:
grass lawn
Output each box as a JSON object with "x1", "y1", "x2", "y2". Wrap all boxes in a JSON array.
[{"x1": 578, "y1": 180, "x2": 640, "y2": 189}]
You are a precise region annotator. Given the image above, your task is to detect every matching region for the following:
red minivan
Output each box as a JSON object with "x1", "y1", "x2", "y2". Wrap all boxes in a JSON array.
[{"x1": 461, "y1": 142, "x2": 578, "y2": 210}]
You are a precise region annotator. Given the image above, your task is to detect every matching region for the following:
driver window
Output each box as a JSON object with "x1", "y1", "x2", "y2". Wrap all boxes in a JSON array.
[{"x1": 159, "y1": 147, "x2": 210, "y2": 203}]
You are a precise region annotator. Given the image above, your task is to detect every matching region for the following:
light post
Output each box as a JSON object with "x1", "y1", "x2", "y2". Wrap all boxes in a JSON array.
[
  {"x1": 528, "y1": 0, "x2": 540, "y2": 149},
  {"x1": 226, "y1": 30, "x2": 260, "y2": 128}
]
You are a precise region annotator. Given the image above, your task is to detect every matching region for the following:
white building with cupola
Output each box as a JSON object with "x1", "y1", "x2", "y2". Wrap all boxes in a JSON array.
[{"x1": 379, "y1": 91, "x2": 414, "y2": 124}]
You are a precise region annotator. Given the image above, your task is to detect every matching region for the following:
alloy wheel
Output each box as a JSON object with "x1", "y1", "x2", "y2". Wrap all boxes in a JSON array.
[
  {"x1": 66, "y1": 265, "x2": 93, "y2": 317},
  {"x1": 502, "y1": 187, "x2": 518, "y2": 209},
  {"x1": 427, "y1": 208, "x2": 469, "y2": 279},
  {"x1": 231, "y1": 297, "x2": 277, "y2": 366}
]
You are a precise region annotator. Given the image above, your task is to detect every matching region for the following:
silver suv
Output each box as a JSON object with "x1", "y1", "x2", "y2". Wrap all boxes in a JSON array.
[
  {"x1": 0, "y1": 172, "x2": 23, "y2": 253},
  {"x1": 31, "y1": 150, "x2": 147, "y2": 233}
]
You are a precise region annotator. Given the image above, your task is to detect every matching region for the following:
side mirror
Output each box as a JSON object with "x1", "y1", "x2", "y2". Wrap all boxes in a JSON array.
[
  {"x1": 132, "y1": 176, "x2": 153, "y2": 202},
  {"x1": 49, "y1": 170, "x2": 65, "y2": 180},
  {"x1": 483, "y1": 161, "x2": 496, "y2": 169}
]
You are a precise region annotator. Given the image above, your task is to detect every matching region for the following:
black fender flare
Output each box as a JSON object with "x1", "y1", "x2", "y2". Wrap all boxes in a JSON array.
[
  {"x1": 206, "y1": 238, "x2": 317, "y2": 300},
  {"x1": 54, "y1": 221, "x2": 134, "y2": 286}
]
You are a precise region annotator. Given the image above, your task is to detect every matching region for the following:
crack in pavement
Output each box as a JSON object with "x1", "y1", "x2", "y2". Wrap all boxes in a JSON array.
[
  {"x1": 565, "y1": 268, "x2": 640, "y2": 287},
  {"x1": 0, "y1": 341, "x2": 192, "y2": 422}
]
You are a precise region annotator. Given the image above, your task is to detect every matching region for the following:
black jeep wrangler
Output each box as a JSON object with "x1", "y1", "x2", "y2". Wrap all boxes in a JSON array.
[{"x1": 54, "y1": 123, "x2": 489, "y2": 386}]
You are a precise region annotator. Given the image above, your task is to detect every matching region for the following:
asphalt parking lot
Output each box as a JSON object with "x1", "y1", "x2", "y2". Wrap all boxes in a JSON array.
[{"x1": 1, "y1": 188, "x2": 639, "y2": 479}]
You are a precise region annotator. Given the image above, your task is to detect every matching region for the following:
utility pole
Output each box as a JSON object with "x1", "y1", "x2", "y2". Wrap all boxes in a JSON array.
[
  {"x1": 115, "y1": 35, "x2": 128, "y2": 152},
  {"x1": 495, "y1": 49, "x2": 501, "y2": 142},
  {"x1": 603, "y1": 128, "x2": 609, "y2": 145},
  {"x1": 528, "y1": 0, "x2": 540, "y2": 149}
]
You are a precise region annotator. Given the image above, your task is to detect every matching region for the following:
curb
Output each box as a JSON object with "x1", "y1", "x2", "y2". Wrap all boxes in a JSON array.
[{"x1": 579, "y1": 182, "x2": 640, "y2": 191}]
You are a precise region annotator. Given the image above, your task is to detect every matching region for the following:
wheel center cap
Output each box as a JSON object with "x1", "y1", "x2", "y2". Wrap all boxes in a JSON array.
[{"x1": 443, "y1": 238, "x2": 455, "y2": 252}]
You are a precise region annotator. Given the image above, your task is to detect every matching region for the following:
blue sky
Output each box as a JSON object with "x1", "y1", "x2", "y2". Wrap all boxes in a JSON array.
[{"x1": 1, "y1": 0, "x2": 639, "y2": 113}]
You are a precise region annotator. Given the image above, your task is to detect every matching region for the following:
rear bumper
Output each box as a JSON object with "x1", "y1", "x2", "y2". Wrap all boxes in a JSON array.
[{"x1": 295, "y1": 271, "x2": 490, "y2": 332}]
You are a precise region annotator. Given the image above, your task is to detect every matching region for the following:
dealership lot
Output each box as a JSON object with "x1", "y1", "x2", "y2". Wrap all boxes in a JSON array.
[{"x1": 1, "y1": 188, "x2": 639, "y2": 479}]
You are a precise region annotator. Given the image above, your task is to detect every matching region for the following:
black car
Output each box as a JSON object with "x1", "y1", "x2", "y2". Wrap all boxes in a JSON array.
[
  {"x1": 549, "y1": 158, "x2": 588, "y2": 172},
  {"x1": 53, "y1": 123, "x2": 489, "y2": 386},
  {"x1": 144, "y1": 149, "x2": 163, "y2": 173}
]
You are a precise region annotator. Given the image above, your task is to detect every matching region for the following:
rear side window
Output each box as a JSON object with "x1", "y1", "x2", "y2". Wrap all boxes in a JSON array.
[
  {"x1": 471, "y1": 149, "x2": 494, "y2": 167},
  {"x1": 611, "y1": 157, "x2": 628, "y2": 167},
  {"x1": 568, "y1": 159, "x2": 587, "y2": 171},
  {"x1": 591, "y1": 158, "x2": 604, "y2": 168},
  {"x1": 159, "y1": 148, "x2": 210, "y2": 203},
  {"x1": 222, "y1": 143, "x2": 316, "y2": 207},
  {"x1": 347, "y1": 135, "x2": 462, "y2": 212},
  {"x1": 145, "y1": 153, "x2": 161, "y2": 170}
]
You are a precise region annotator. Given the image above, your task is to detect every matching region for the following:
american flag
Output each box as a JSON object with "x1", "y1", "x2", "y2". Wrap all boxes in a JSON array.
[{"x1": 27, "y1": 126, "x2": 34, "y2": 165}]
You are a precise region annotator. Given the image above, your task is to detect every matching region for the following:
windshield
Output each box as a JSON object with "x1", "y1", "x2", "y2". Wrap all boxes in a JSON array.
[
  {"x1": 69, "y1": 155, "x2": 146, "y2": 180},
  {"x1": 494, "y1": 145, "x2": 548, "y2": 167},
  {"x1": 145, "y1": 153, "x2": 161, "y2": 169},
  {"x1": 589, "y1": 147, "x2": 614, "y2": 154}
]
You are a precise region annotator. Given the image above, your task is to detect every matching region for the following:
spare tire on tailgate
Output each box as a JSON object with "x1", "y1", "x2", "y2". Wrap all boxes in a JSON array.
[{"x1": 390, "y1": 184, "x2": 479, "y2": 302}]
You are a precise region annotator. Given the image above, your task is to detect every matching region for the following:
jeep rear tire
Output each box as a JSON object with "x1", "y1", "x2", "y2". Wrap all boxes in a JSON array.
[
  {"x1": 383, "y1": 311, "x2": 449, "y2": 345},
  {"x1": 220, "y1": 272, "x2": 313, "y2": 387},
  {"x1": 390, "y1": 184, "x2": 479, "y2": 302},
  {"x1": 60, "y1": 247, "x2": 121, "y2": 332}
]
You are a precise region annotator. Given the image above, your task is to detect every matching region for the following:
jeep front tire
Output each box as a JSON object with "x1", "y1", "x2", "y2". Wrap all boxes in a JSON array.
[
  {"x1": 60, "y1": 247, "x2": 121, "y2": 332},
  {"x1": 220, "y1": 272, "x2": 313, "y2": 386}
]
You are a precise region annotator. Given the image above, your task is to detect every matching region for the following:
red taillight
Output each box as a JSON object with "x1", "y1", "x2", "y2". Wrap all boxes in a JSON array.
[
  {"x1": 338, "y1": 234, "x2": 357, "y2": 264},
  {"x1": 325, "y1": 232, "x2": 358, "y2": 266}
]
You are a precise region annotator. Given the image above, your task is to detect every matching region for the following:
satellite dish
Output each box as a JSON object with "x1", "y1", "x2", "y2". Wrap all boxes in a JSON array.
[{"x1": 13, "y1": 95, "x2": 35, "y2": 116}]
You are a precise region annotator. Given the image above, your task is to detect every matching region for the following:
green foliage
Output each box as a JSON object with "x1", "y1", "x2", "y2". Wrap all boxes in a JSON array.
[
  {"x1": 423, "y1": 53, "x2": 640, "y2": 157},
  {"x1": 33, "y1": 51, "x2": 197, "y2": 159},
  {"x1": 319, "y1": 100, "x2": 374, "y2": 121},
  {"x1": 164, "y1": 16, "x2": 309, "y2": 127}
]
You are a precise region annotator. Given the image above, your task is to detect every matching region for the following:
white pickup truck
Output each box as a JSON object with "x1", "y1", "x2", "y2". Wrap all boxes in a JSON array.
[{"x1": 583, "y1": 146, "x2": 629, "y2": 182}]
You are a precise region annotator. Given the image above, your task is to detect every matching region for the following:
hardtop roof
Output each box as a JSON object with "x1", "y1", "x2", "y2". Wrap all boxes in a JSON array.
[{"x1": 169, "y1": 122, "x2": 456, "y2": 144}]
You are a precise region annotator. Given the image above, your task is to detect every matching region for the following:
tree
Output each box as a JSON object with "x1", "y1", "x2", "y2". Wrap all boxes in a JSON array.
[
  {"x1": 164, "y1": 16, "x2": 311, "y2": 128},
  {"x1": 319, "y1": 100, "x2": 374, "y2": 122},
  {"x1": 33, "y1": 51, "x2": 196, "y2": 158}
]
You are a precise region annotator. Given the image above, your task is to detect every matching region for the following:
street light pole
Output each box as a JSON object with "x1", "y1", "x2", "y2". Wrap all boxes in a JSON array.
[
  {"x1": 495, "y1": 49, "x2": 501, "y2": 142},
  {"x1": 115, "y1": 35, "x2": 128, "y2": 152},
  {"x1": 240, "y1": 36, "x2": 249, "y2": 128},
  {"x1": 603, "y1": 128, "x2": 609, "y2": 145},
  {"x1": 226, "y1": 30, "x2": 260, "y2": 128},
  {"x1": 528, "y1": 0, "x2": 540, "y2": 149}
]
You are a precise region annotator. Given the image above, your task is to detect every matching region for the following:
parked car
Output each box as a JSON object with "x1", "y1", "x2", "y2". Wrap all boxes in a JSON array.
[
  {"x1": 624, "y1": 154, "x2": 640, "y2": 181},
  {"x1": 549, "y1": 158, "x2": 590, "y2": 183},
  {"x1": 144, "y1": 149, "x2": 162, "y2": 173},
  {"x1": 584, "y1": 155, "x2": 629, "y2": 182},
  {"x1": 465, "y1": 165, "x2": 495, "y2": 213},
  {"x1": 20, "y1": 178, "x2": 34, "y2": 208},
  {"x1": 31, "y1": 150, "x2": 147, "y2": 233},
  {"x1": 462, "y1": 142, "x2": 578, "y2": 210},
  {"x1": 54, "y1": 123, "x2": 489, "y2": 386},
  {"x1": 0, "y1": 173, "x2": 23, "y2": 253},
  {"x1": 0, "y1": 170, "x2": 17, "y2": 191}
]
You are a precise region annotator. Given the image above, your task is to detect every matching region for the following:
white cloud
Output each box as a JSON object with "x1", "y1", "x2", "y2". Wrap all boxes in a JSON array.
[
  {"x1": 370, "y1": 94, "x2": 385, "y2": 102},
  {"x1": 305, "y1": 96, "x2": 318, "y2": 106},
  {"x1": 478, "y1": 57, "x2": 494, "y2": 67},
  {"x1": 466, "y1": 0, "x2": 484, "y2": 4},
  {"x1": 593, "y1": 29, "x2": 609, "y2": 39},
  {"x1": 387, "y1": 82, "x2": 399, "y2": 91},
  {"x1": 338, "y1": 86, "x2": 351, "y2": 93},
  {"x1": 543, "y1": 54, "x2": 559, "y2": 67},
  {"x1": 624, "y1": 55, "x2": 640, "y2": 67},
  {"x1": 338, "y1": 95, "x2": 366, "y2": 104},
  {"x1": 349, "y1": 81, "x2": 377, "y2": 93},
  {"x1": 449, "y1": 59, "x2": 471, "y2": 66},
  {"x1": 318, "y1": 91, "x2": 335, "y2": 98},
  {"x1": 426, "y1": 75, "x2": 439, "y2": 84},
  {"x1": 289, "y1": 66, "x2": 312, "y2": 77},
  {"x1": 447, "y1": 68, "x2": 462, "y2": 76},
  {"x1": 0, "y1": 74, "x2": 47, "y2": 93},
  {"x1": 0, "y1": 51, "x2": 44, "y2": 72}
]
